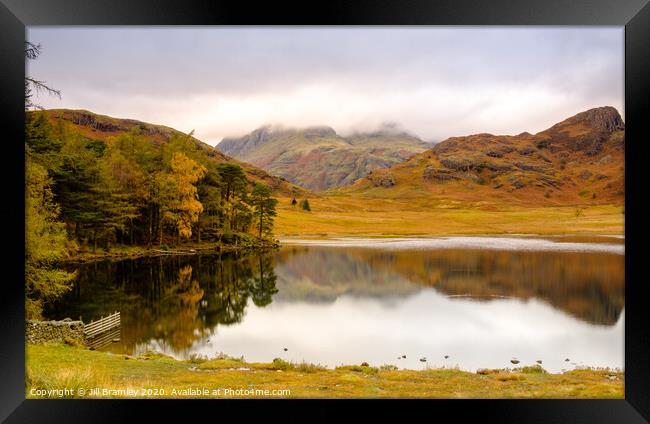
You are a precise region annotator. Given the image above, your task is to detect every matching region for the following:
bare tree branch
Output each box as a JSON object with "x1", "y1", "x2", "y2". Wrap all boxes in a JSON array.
[{"x1": 25, "y1": 41, "x2": 61, "y2": 109}]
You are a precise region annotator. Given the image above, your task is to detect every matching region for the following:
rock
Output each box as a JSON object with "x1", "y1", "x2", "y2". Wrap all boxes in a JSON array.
[
  {"x1": 361, "y1": 362, "x2": 369, "y2": 367},
  {"x1": 423, "y1": 166, "x2": 459, "y2": 183},
  {"x1": 597, "y1": 154, "x2": 613, "y2": 165},
  {"x1": 508, "y1": 176, "x2": 525, "y2": 189},
  {"x1": 369, "y1": 172, "x2": 396, "y2": 188},
  {"x1": 25, "y1": 319, "x2": 87, "y2": 346},
  {"x1": 578, "y1": 170, "x2": 593, "y2": 180},
  {"x1": 518, "y1": 147, "x2": 535, "y2": 156},
  {"x1": 515, "y1": 162, "x2": 547, "y2": 172}
]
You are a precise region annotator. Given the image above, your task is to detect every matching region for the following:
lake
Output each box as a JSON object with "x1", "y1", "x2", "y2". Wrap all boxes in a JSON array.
[{"x1": 46, "y1": 236, "x2": 624, "y2": 373}]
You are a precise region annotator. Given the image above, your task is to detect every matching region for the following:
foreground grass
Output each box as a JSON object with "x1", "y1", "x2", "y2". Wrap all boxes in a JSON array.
[
  {"x1": 26, "y1": 344, "x2": 623, "y2": 399},
  {"x1": 275, "y1": 196, "x2": 624, "y2": 238}
]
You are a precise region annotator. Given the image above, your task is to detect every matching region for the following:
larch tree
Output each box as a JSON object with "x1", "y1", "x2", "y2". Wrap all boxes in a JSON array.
[
  {"x1": 25, "y1": 157, "x2": 77, "y2": 319},
  {"x1": 166, "y1": 152, "x2": 207, "y2": 240}
]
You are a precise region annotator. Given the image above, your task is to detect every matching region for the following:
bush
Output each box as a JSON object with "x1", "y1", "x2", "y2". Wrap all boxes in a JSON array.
[
  {"x1": 300, "y1": 199, "x2": 311, "y2": 211},
  {"x1": 517, "y1": 365, "x2": 548, "y2": 374},
  {"x1": 335, "y1": 365, "x2": 379, "y2": 374},
  {"x1": 380, "y1": 364, "x2": 399, "y2": 371},
  {"x1": 270, "y1": 358, "x2": 294, "y2": 371}
]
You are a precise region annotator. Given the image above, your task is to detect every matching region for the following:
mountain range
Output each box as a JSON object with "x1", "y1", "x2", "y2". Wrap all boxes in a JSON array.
[
  {"x1": 39, "y1": 106, "x2": 624, "y2": 208},
  {"x1": 217, "y1": 124, "x2": 430, "y2": 191},
  {"x1": 339, "y1": 106, "x2": 624, "y2": 206}
]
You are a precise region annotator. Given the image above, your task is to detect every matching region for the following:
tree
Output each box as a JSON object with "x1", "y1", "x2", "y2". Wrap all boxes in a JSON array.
[
  {"x1": 164, "y1": 152, "x2": 207, "y2": 240},
  {"x1": 249, "y1": 183, "x2": 278, "y2": 239},
  {"x1": 291, "y1": 197, "x2": 297, "y2": 207},
  {"x1": 25, "y1": 42, "x2": 61, "y2": 110},
  {"x1": 216, "y1": 163, "x2": 248, "y2": 233},
  {"x1": 300, "y1": 199, "x2": 311, "y2": 211},
  {"x1": 25, "y1": 156, "x2": 76, "y2": 319}
]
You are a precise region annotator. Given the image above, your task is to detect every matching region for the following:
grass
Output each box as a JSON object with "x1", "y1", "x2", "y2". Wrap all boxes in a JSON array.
[
  {"x1": 275, "y1": 195, "x2": 624, "y2": 238},
  {"x1": 26, "y1": 344, "x2": 624, "y2": 399}
]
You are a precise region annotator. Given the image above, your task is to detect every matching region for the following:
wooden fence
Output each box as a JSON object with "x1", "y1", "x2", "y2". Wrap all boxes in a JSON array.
[{"x1": 84, "y1": 311, "x2": 121, "y2": 349}]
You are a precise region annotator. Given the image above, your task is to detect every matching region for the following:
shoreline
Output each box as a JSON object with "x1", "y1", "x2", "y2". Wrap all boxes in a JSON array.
[
  {"x1": 26, "y1": 343, "x2": 624, "y2": 399},
  {"x1": 57, "y1": 232, "x2": 625, "y2": 264},
  {"x1": 58, "y1": 240, "x2": 280, "y2": 264}
]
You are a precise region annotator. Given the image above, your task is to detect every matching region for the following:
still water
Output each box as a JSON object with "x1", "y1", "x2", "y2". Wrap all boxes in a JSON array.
[{"x1": 46, "y1": 237, "x2": 624, "y2": 372}]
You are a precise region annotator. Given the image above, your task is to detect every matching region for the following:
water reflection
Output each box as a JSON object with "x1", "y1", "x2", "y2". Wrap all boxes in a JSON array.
[{"x1": 47, "y1": 243, "x2": 624, "y2": 371}]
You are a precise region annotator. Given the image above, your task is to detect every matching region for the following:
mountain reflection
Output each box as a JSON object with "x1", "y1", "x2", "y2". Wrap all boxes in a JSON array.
[
  {"x1": 47, "y1": 244, "x2": 623, "y2": 357},
  {"x1": 275, "y1": 247, "x2": 624, "y2": 325}
]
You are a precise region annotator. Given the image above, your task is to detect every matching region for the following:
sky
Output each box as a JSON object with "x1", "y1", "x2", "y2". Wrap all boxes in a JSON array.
[{"x1": 27, "y1": 27, "x2": 624, "y2": 146}]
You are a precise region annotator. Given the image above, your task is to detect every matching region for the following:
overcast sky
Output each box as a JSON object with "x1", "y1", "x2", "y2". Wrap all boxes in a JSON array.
[{"x1": 27, "y1": 27, "x2": 623, "y2": 146}]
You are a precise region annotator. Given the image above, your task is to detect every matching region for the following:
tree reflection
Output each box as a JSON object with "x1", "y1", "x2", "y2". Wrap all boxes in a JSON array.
[{"x1": 47, "y1": 252, "x2": 279, "y2": 355}]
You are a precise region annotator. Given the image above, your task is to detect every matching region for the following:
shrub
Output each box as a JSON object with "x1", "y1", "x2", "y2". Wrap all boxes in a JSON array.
[
  {"x1": 270, "y1": 358, "x2": 294, "y2": 371},
  {"x1": 380, "y1": 364, "x2": 399, "y2": 371},
  {"x1": 300, "y1": 199, "x2": 311, "y2": 211},
  {"x1": 335, "y1": 365, "x2": 379, "y2": 374},
  {"x1": 516, "y1": 365, "x2": 547, "y2": 374}
]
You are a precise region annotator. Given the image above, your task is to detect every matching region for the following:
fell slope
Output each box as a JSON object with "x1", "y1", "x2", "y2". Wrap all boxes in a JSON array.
[
  {"x1": 340, "y1": 106, "x2": 624, "y2": 207},
  {"x1": 39, "y1": 109, "x2": 307, "y2": 197},
  {"x1": 217, "y1": 124, "x2": 430, "y2": 191}
]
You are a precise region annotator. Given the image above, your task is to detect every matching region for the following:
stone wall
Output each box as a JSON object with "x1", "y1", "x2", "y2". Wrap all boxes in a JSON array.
[{"x1": 26, "y1": 319, "x2": 87, "y2": 345}]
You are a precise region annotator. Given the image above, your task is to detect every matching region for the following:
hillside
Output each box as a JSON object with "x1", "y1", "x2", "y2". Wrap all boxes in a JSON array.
[
  {"x1": 339, "y1": 106, "x2": 624, "y2": 207},
  {"x1": 217, "y1": 123, "x2": 430, "y2": 191},
  {"x1": 39, "y1": 109, "x2": 307, "y2": 198}
]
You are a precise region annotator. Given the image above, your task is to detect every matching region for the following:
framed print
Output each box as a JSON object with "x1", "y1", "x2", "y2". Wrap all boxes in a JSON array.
[{"x1": 0, "y1": 0, "x2": 648, "y2": 422}]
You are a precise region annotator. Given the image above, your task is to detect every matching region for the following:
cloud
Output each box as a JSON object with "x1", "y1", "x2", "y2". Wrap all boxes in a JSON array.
[{"x1": 27, "y1": 27, "x2": 623, "y2": 145}]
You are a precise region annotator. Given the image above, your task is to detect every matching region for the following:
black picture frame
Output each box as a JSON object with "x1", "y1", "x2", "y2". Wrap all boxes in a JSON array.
[{"x1": 0, "y1": 0, "x2": 648, "y2": 422}]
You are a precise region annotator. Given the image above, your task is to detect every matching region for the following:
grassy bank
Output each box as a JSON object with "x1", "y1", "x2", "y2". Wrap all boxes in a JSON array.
[
  {"x1": 26, "y1": 344, "x2": 623, "y2": 399},
  {"x1": 60, "y1": 239, "x2": 279, "y2": 264},
  {"x1": 275, "y1": 196, "x2": 624, "y2": 238}
]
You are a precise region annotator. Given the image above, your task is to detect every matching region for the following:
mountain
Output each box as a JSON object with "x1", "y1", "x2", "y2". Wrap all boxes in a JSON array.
[
  {"x1": 217, "y1": 124, "x2": 430, "y2": 191},
  {"x1": 38, "y1": 109, "x2": 307, "y2": 197},
  {"x1": 339, "y1": 106, "x2": 624, "y2": 206}
]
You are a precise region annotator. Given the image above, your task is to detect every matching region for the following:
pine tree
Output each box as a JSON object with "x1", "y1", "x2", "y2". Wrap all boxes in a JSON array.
[{"x1": 250, "y1": 183, "x2": 278, "y2": 239}]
